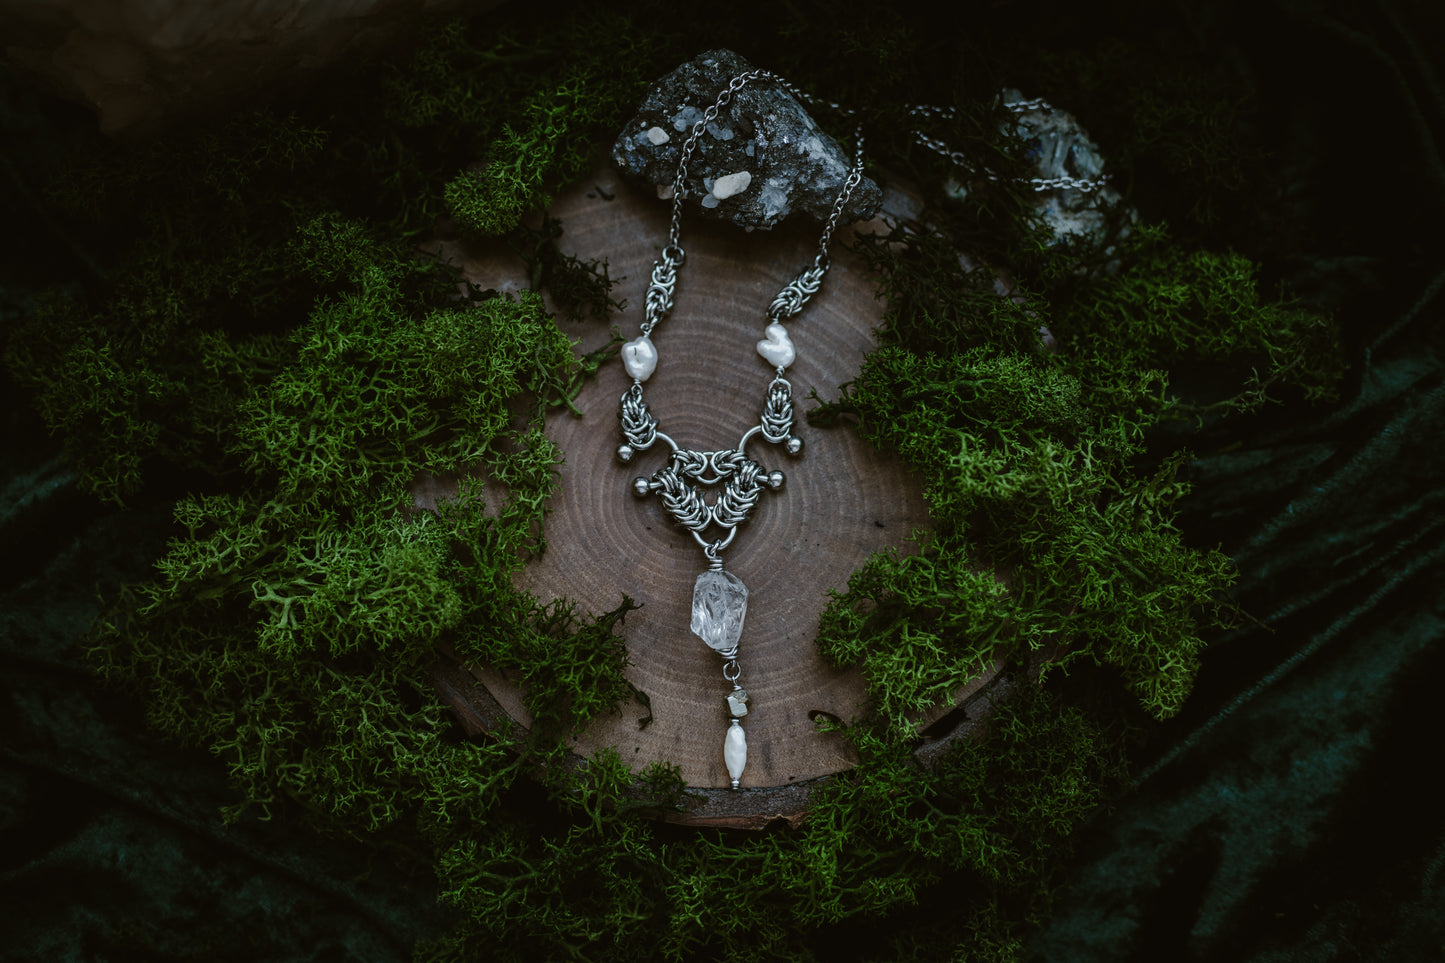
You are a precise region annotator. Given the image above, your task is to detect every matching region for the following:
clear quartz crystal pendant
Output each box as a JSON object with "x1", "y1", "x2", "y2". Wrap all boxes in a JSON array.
[{"x1": 690, "y1": 570, "x2": 748, "y2": 654}]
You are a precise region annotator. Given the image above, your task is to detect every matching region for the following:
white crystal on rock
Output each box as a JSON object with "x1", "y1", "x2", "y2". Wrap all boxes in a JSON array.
[
  {"x1": 725, "y1": 720, "x2": 747, "y2": 785},
  {"x1": 691, "y1": 569, "x2": 747, "y2": 653},
  {"x1": 711, "y1": 170, "x2": 752, "y2": 199}
]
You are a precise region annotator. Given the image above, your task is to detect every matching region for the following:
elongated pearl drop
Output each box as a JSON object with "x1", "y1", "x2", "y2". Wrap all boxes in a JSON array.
[
  {"x1": 724, "y1": 719, "x2": 746, "y2": 789},
  {"x1": 621, "y1": 336, "x2": 658, "y2": 381}
]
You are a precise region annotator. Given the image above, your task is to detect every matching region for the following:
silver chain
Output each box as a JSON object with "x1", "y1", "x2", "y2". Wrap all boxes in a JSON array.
[
  {"x1": 642, "y1": 70, "x2": 865, "y2": 341},
  {"x1": 626, "y1": 68, "x2": 861, "y2": 544},
  {"x1": 639, "y1": 78, "x2": 1103, "y2": 340},
  {"x1": 618, "y1": 70, "x2": 1108, "y2": 792},
  {"x1": 903, "y1": 98, "x2": 1111, "y2": 192},
  {"x1": 789, "y1": 90, "x2": 1110, "y2": 193}
]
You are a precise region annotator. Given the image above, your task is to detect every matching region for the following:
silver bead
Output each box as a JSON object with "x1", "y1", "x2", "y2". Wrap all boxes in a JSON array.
[
  {"x1": 766, "y1": 470, "x2": 785, "y2": 490},
  {"x1": 785, "y1": 436, "x2": 803, "y2": 456},
  {"x1": 617, "y1": 443, "x2": 634, "y2": 462},
  {"x1": 632, "y1": 477, "x2": 654, "y2": 497}
]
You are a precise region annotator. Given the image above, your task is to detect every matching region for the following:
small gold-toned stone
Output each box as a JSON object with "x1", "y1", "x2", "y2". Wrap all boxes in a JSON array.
[{"x1": 727, "y1": 687, "x2": 750, "y2": 718}]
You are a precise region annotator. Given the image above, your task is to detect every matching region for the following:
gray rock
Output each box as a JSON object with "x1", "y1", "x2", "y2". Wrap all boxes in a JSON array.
[
  {"x1": 948, "y1": 89, "x2": 1135, "y2": 248},
  {"x1": 612, "y1": 49, "x2": 881, "y2": 231}
]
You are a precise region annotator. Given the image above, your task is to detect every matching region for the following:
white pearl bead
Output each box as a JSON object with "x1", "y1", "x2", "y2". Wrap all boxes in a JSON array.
[
  {"x1": 755, "y1": 323, "x2": 795, "y2": 368},
  {"x1": 724, "y1": 720, "x2": 747, "y2": 787},
  {"x1": 621, "y1": 336, "x2": 658, "y2": 381}
]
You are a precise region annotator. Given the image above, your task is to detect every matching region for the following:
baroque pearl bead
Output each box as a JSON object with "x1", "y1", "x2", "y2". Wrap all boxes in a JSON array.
[
  {"x1": 724, "y1": 719, "x2": 747, "y2": 788},
  {"x1": 621, "y1": 336, "x2": 658, "y2": 381},
  {"x1": 755, "y1": 323, "x2": 795, "y2": 368}
]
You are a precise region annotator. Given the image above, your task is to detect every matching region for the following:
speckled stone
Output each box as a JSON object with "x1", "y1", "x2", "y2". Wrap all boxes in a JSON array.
[
  {"x1": 946, "y1": 89, "x2": 1136, "y2": 250},
  {"x1": 612, "y1": 49, "x2": 882, "y2": 231}
]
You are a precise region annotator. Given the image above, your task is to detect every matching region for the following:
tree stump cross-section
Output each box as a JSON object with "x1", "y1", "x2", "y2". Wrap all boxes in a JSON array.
[{"x1": 418, "y1": 162, "x2": 1005, "y2": 828}]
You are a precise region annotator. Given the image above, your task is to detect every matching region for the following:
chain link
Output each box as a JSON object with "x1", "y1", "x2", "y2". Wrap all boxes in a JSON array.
[
  {"x1": 794, "y1": 92, "x2": 1107, "y2": 193},
  {"x1": 668, "y1": 69, "x2": 768, "y2": 251},
  {"x1": 648, "y1": 69, "x2": 865, "y2": 342},
  {"x1": 626, "y1": 70, "x2": 1106, "y2": 571},
  {"x1": 903, "y1": 96, "x2": 1111, "y2": 193},
  {"x1": 760, "y1": 379, "x2": 795, "y2": 443},
  {"x1": 767, "y1": 265, "x2": 824, "y2": 322},
  {"x1": 620, "y1": 383, "x2": 658, "y2": 448}
]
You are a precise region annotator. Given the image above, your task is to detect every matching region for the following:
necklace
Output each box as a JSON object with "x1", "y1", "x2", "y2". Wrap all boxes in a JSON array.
[{"x1": 615, "y1": 70, "x2": 864, "y2": 790}]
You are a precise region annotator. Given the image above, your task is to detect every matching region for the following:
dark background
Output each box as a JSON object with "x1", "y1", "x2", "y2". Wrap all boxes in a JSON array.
[{"x1": 3, "y1": 0, "x2": 1443, "y2": 959}]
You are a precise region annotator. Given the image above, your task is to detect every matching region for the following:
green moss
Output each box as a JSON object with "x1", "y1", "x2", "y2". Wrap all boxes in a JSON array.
[
  {"x1": 3, "y1": 288, "x2": 292, "y2": 501},
  {"x1": 796, "y1": 128, "x2": 1327, "y2": 737},
  {"x1": 419, "y1": 681, "x2": 1118, "y2": 963},
  {"x1": 812, "y1": 342, "x2": 1233, "y2": 727},
  {"x1": 1048, "y1": 224, "x2": 1345, "y2": 411},
  {"x1": 441, "y1": 12, "x2": 659, "y2": 237},
  {"x1": 238, "y1": 220, "x2": 579, "y2": 503},
  {"x1": 849, "y1": 218, "x2": 1341, "y2": 414},
  {"x1": 3, "y1": 14, "x2": 663, "y2": 503},
  {"x1": 84, "y1": 207, "x2": 647, "y2": 856}
]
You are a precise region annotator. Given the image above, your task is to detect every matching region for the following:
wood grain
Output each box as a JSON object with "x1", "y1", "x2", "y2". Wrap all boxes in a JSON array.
[{"x1": 418, "y1": 161, "x2": 1005, "y2": 824}]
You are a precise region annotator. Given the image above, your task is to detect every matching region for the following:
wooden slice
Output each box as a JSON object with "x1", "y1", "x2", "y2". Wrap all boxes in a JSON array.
[{"x1": 418, "y1": 160, "x2": 1006, "y2": 826}]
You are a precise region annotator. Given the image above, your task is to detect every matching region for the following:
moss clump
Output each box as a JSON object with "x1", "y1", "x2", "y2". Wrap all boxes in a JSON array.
[
  {"x1": 813, "y1": 344, "x2": 1233, "y2": 727},
  {"x1": 3, "y1": 290, "x2": 293, "y2": 501},
  {"x1": 423, "y1": 682, "x2": 1120, "y2": 963},
  {"x1": 3, "y1": 14, "x2": 665, "y2": 503},
  {"x1": 89, "y1": 219, "x2": 641, "y2": 835},
  {"x1": 440, "y1": 13, "x2": 659, "y2": 237},
  {"x1": 849, "y1": 219, "x2": 1340, "y2": 414},
  {"x1": 237, "y1": 219, "x2": 580, "y2": 504},
  {"x1": 809, "y1": 190, "x2": 1341, "y2": 732},
  {"x1": 1045, "y1": 224, "x2": 1345, "y2": 412}
]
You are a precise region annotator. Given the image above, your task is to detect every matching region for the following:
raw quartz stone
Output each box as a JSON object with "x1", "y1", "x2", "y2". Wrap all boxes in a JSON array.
[
  {"x1": 691, "y1": 569, "x2": 748, "y2": 654},
  {"x1": 611, "y1": 48, "x2": 882, "y2": 230}
]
